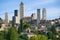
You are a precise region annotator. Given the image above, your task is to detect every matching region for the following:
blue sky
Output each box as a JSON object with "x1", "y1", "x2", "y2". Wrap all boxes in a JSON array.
[{"x1": 0, "y1": 0, "x2": 60, "y2": 20}]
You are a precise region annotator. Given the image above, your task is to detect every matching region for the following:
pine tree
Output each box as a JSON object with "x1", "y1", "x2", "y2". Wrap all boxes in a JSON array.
[
  {"x1": 50, "y1": 25, "x2": 57, "y2": 40},
  {"x1": 51, "y1": 25, "x2": 56, "y2": 34},
  {"x1": 18, "y1": 19, "x2": 23, "y2": 34}
]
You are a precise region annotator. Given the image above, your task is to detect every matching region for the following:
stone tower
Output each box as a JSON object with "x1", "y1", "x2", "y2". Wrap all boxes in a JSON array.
[
  {"x1": 42, "y1": 8, "x2": 46, "y2": 20},
  {"x1": 20, "y1": 1, "x2": 24, "y2": 20},
  {"x1": 37, "y1": 9, "x2": 41, "y2": 26},
  {"x1": 5, "y1": 12, "x2": 9, "y2": 26}
]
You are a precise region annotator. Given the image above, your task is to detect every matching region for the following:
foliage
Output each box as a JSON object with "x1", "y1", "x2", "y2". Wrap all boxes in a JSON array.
[
  {"x1": 18, "y1": 19, "x2": 24, "y2": 33},
  {"x1": 18, "y1": 19, "x2": 31, "y2": 34},
  {"x1": 50, "y1": 25, "x2": 56, "y2": 34},
  {"x1": 19, "y1": 34, "x2": 28, "y2": 40},
  {"x1": 0, "y1": 31, "x2": 4, "y2": 40},
  {"x1": 58, "y1": 33, "x2": 60, "y2": 40},
  {"x1": 29, "y1": 34, "x2": 48, "y2": 40},
  {"x1": 23, "y1": 23, "x2": 31, "y2": 29},
  {"x1": 52, "y1": 34, "x2": 57, "y2": 40},
  {"x1": 31, "y1": 30, "x2": 42, "y2": 35},
  {"x1": 0, "y1": 22, "x2": 59, "y2": 40},
  {"x1": 8, "y1": 27, "x2": 18, "y2": 40},
  {"x1": 0, "y1": 18, "x2": 3, "y2": 21},
  {"x1": 0, "y1": 31, "x2": 8, "y2": 40},
  {"x1": 47, "y1": 25, "x2": 57, "y2": 40},
  {"x1": 47, "y1": 32, "x2": 52, "y2": 39}
]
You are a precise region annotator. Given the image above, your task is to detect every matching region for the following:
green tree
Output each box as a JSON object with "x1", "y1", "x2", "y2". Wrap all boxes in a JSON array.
[
  {"x1": 24, "y1": 23, "x2": 31, "y2": 29},
  {"x1": 0, "y1": 31, "x2": 4, "y2": 40},
  {"x1": 47, "y1": 32, "x2": 52, "y2": 39},
  {"x1": 51, "y1": 25, "x2": 56, "y2": 34},
  {"x1": 18, "y1": 34, "x2": 28, "y2": 40},
  {"x1": 29, "y1": 34, "x2": 48, "y2": 40},
  {"x1": 0, "y1": 31, "x2": 9, "y2": 40},
  {"x1": 58, "y1": 33, "x2": 60, "y2": 40},
  {"x1": 18, "y1": 19, "x2": 23, "y2": 34},
  {"x1": 8, "y1": 27, "x2": 18, "y2": 40},
  {"x1": 47, "y1": 25, "x2": 57, "y2": 40},
  {"x1": 50, "y1": 25, "x2": 57, "y2": 40},
  {"x1": 3, "y1": 31, "x2": 8, "y2": 40},
  {"x1": 0, "y1": 18, "x2": 3, "y2": 28}
]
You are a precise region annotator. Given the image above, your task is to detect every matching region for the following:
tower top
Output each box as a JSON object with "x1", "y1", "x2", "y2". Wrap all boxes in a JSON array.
[
  {"x1": 20, "y1": 1, "x2": 24, "y2": 5},
  {"x1": 43, "y1": 8, "x2": 46, "y2": 10}
]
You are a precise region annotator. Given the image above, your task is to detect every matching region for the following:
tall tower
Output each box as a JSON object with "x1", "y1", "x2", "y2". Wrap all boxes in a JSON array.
[
  {"x1": 13, "y1": 10, "x2": 20, "y2": 24},
  {"x1": 5, "y1": 12, "x2": 9, "y2": 26},
  {"x1": 42, "y1": 8, "x2": 46, "y2": 20},
  {"x1": 20, "y1": 1, "x2": 24, "y2": 20},
  {"x1": 37, "y1": 9, "x2": 41, "y2": 26},
  {"x1": 14, "y1": 10, "x2": 18, "y2": 16},
  {"x1": 31, "y1": 13, "x2": 35, "y2": 21}
]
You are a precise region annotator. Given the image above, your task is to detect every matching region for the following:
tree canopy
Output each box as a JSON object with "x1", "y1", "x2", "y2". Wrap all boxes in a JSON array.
[{"x1": 8, "y1": 27, "x2": 18, "y2": 40}]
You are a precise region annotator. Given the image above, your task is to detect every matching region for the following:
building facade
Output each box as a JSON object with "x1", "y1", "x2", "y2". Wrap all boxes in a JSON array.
[
  {"x1": 31, "y1": 13, "x2": 36, "y2": 21},
  {"x1": 13, "y1": 10, "x2": 20, "y2": 24},
  {"x1": 14, "y1": 10, "x2": 18, "y2": 16},
  {"x1": 5, "y1": 12, "x2": 9, "y2": 26},
  {"x1": 37, "y1": 9, "x2": 41, "y2": 26},
  {"x1": 20, "y1": 2, "x2": 24, "y2": 20},
  {"x1": 42, "y1": 8, "x2": 46, "y2": 20}
]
